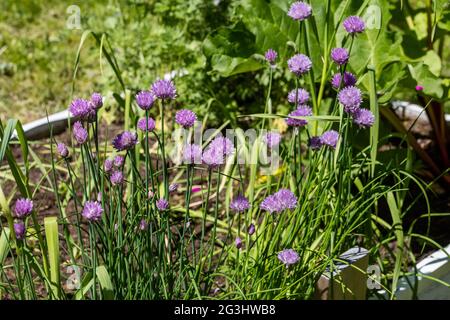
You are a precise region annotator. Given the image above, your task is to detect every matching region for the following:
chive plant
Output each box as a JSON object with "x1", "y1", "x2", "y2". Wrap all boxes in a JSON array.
[{"x1": 0, "y1": 1, "x2": 444, "y2": 300}]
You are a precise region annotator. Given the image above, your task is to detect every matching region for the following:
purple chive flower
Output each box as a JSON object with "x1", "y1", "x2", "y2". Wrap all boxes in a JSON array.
[
  {"x1": 90, "y1": 92, "x2": 103, "y2": 110},
  {"x1": 343, "y1": 16, "x2": 365, "y2": 34},
  {"x1": 353, "y1": 108, "x2": 375, "y2": 128},
  {"x1": 82, "y1": 201, "x2": 103, "y2": 222},
  {"x1": 113, "y1": 155, "x2": 124, "y2": 167},
  {"x1": 151, "y1": 79, "x2": 176, "y2": 100},
  {"x1": 14, "y1": 198, "x2": 33, "y2": 218},
  {"x1": 331, "y1": 48, "x2": 349, "y2": 65},
  {"x1": 209, "y1": 136, "x2": 235, "y2": 156},
  {"x1": 285, "y1": 106, "x2": 312, "y2": 127},
  {"x1": 288, "y1": 54, "x2": 312, "y2": 76},
  {"x1": 265, "y1": 49, "x2": 278, "y2": 65},
  {"x1": 287, "y1": 1, "x2": 312, "y2": 21},
  {"x1": 191, "y1": 186, "x2": 202, "y2": 193},
  {"x1": 235, "y1": 237, "x2": 243, "y2": 249},
  {"x1": 110, "y1": 170, "x2": 124, "y2": 186},
  {"x1": 69, "y1": 98, "x2": 92, "y2": 119},
  {"x1": 139, "y1": 219, "x2": 148, "y2": 231},
  {"x1": 169, "y1": 183, "x2": 179, "y2": 193},
  {"x1": 137, "y1": 117, "x2": 156, "y2": 132},
  {"x1": 14, "y1": 222, "x2": 26, "y2": 240},
  {"x1": 331, "y1": 72, "x2": 357, "y2": 89},
  {"x1": 104, "y1": 159, "x2": 113, "y2": 173},
  {"x1": 338, "y1": 86, "x2": 363, "y2": 113},
  {"x1": 182, "y1": 144, "x2": 203, "y2": 164},
  {"x1": 248, "y1": 223, "x2": 255, "y2": 235},
  {"x1": 415, "y1": 85, "x2": 423, "y2": 91},
  {"x1": 136, "y1": 90, "x2": 155, "y2": 110},
  {"x1": 287, "y1": 88, "x2": 310, "y2": 105},
  {"x1": 156, "y1": 198, "x2": 169, "y2": 211},
  {"x1": 202, "y1": 147, "x2": 224, "y2": 167},
  {"x1": 230, "y1": 195, "x2": 250, "y2": 212},
  {"x1": 112, "y1": 131, "x2": 138, "y2": 151},
  {"x1": 320, "y1": 130, "x2": 339, "y2": 149},
  {"x1": 309, "y1": 136, "x2": 323, "y2": 150},
  {"x1": 260, "y1": 189, "x2": 297, "y2": 214},
  {"x1": 278, "y1": 249, "x2": 300, "y2": 267},
  {"x1": 175, "y1": 109, "x2": 197, "y2": 128},
  {"x1": 57, "y1": 143, "x2": 69, "y2": 158},
  {"x1": 263, "y1": 132, "x2": 282, "y2": 148},
  {"x1": 72, "y1": 121, "x2": 88, "y2": 145}
]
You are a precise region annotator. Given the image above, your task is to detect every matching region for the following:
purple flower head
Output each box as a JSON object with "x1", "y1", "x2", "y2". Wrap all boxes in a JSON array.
[
  {"x1": 151, "y1": 79, "x2": 176, "y2": 100},
  {"x1": 287, "y1": 88, "x2": 310, "y2": 105},
  {"x1": 235, "y1": 237, "x2": 243, "y2": 249},
  {"x1": 416, "y1": 85, "x2": 423, "y2": 91},
  {"x1": 260, "y1": 189, "x2": 297, "y2": 214},
  {"x1": 73, "y1": 121, "x2": 88, "y2": 145},
  {"x1": 136, "y1": 90, "x2": 155, "y2": 110},
  {"x1": 156, "y1": 198, "x2": 169, "y2": 211},
  {"x1": 14, "y1": 198, "x2": 33, "y2": 219},
  {"x1": 137, "y1": 117, "x2": 156, "y2": 132},
  {"x1": 353, "y1": 108, "x2": 375, "y2": 128},
  {"x1": 90, "y1": 92, "x2": 103, "y2": 110},
  {"x1": 285, "y1": 106, "x2": 312, "y2": 127},
  {"x1": 182, "y1": 144, "x2": 203, "y2": 164},
  {"x1": 320, "y1": 130, "x2": 339, "y2": 149},
  {"x1": 139, "y1": 219, "x2": 148, "y2": 231},
  {"x1": 202, "y1": 147, "x2": 224, "y2": 167},
  {"x1": 112, "y1": 131, "x2": 138, "y2": 151},
  {"x1": 287, "y1": 1, "x2": 312, "y2": 21},
  {"x1": 288, "y1": 54, "x2": 312, "y2": 76},
  {"x1": 343, "y1": 16, "x2": 365, "y2": 34},
  {"x1": 230, "y1": 195, "x2": 250, "y2": 213},
  {"x1": 104, "y1": 159, "x2": 113, "y2": 173},
  {"x1": 309, "y1": 136, "x2": 323, "y2": 150},
  {"x1": 331, "y1": 48, "x2": 349, "y2": 65},
  {"x1": 14, "y1": 222, "x2": 26, "y2": 240},
  {"x1": 69, "y1": 98, "x2": 92, "y2": 119},
  {"x1": 82, "y1": 201, "x2": 103, "y2": 222},
  {"x1": 169, "y1": 183, "x2": 179, "y2": 193},
  {"x1": 278, "y1": 249, "x2": 300, "y2": 267},
  {"x1": 264, "y1": 49, "x2": 278, "y2": 65},
  {"x1": 338, "y1": 86, "x2": 362, "y2": 113},
  {"x1": 248, "y1": 223, "x2": 255, "y2": 235},
  {"x1": 263, "y1": 132, "x2": 282, "y2": 148},
  {"x1": 110, "y1": 170, "x2": 124, "y2": 186},
  {"x1": 209, "y1": 136, "x2": 235, "y2": 156},
  {"x1": 14, "y1": 198, "x2": 33, "y2": 218},
  {"x1": 331, "y1": 72, "x2": 357, "y2": 89},
  {"x1": 57, "y1": 143, "x2": 69, "y2": 158},
  {"x1": 175, "y1": 109, "x2": 197, "y2": 128},
  {"x1": 113, "y1": 155, "x2": 124, "y2": 168}
]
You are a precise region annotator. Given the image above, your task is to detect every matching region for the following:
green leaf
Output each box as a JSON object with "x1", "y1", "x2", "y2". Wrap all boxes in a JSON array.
[
  {"x1": 210, "y1": 55, "x2": 263, "y2": 77},
  {"x1": 203, "y1": 22, "x2": 263, "y2": 76},
  {"x1": 0, "y1": 228, "x2": 11, "y2": 265},
  {"x1": 96, "y1": 265, "x2": 114, "y2": 300}
]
